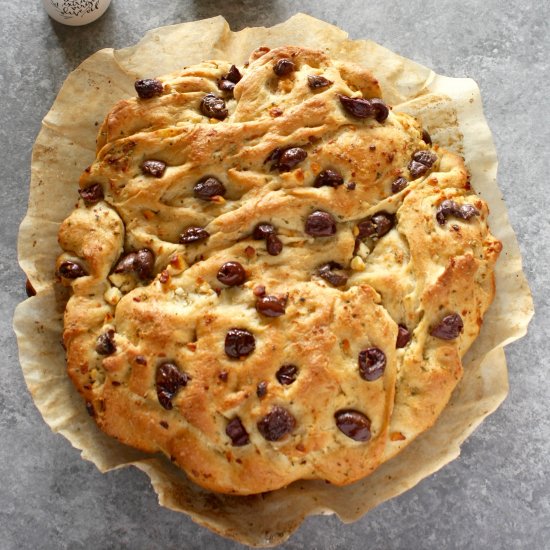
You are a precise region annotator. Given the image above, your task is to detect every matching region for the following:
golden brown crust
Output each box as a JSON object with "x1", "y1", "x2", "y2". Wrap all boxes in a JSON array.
[{"x1": 56, "y1": 46, "x2": 501, "y2": 494}]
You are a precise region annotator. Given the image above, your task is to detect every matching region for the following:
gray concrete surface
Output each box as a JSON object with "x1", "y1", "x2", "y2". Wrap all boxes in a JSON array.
[{"x1": 2, "y1": 1, "x2": 548, "y2": 548}]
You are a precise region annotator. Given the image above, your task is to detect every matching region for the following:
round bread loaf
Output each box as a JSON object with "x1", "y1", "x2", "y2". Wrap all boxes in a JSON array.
[{"x1": 56, "y1": 46, "x2": 502, "y2": 494}]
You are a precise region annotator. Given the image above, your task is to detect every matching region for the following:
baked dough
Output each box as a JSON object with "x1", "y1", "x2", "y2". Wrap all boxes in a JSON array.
[{"x1": 56, "y1": 46, "x2": 501, "y2": 495}]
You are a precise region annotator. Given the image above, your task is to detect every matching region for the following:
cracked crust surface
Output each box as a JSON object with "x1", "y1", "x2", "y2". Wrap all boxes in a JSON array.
[{"x1": 56, "y1": 46, "x2": 501, "y2": 495}]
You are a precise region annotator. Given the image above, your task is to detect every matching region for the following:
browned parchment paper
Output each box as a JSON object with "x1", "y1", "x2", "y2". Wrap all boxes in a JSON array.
[{"x1": 14, "y1": 14, "x2": 533, "y2": 547}]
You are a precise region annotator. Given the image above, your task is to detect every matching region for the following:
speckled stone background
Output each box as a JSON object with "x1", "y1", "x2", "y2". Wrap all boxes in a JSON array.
[{"x1": 2, "y1": 1, "x2": 548, "y2": 548}]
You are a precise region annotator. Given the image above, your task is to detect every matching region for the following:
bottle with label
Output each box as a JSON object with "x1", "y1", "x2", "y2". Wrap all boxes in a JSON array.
[{"x1": 42, "y1": 0, "x2": 112, "y2": 26}]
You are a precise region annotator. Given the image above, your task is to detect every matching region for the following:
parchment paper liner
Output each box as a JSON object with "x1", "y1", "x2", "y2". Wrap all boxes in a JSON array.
[{"x1": 14, "y1": 14, "x2": 533, "y2": 547}]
